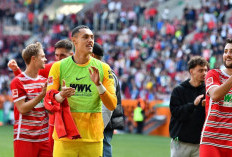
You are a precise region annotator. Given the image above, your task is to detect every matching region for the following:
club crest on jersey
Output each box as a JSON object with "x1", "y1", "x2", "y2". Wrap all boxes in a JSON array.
[
  {"x1": 108, "y1": 70, "x2": 113, "y2": 79},
  {"x1": 224, "y1": 94, "x2": 232, "y2": 107},
  {"x1": 12, "y1": 89, "x2": 18, "y2": 98},
  {"x1": 206, "y1": 77, "x2": 213, "y2": 87},
  {"x1": 48, "y1": 76, "x2": 53, "y2": 86}
]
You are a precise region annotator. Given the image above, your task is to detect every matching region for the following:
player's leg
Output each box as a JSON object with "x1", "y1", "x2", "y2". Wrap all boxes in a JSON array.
[
  {"x1": 200, "y1": 144, "x2": 229, "y2": 157},
  {"x1": 189, "y1": 143, "x2": 199, "y2": 157},
  {"x1": 38, "y1": 141, "x2": 52, "y2": 157},
  {"x1": 103, "y1": 129, "x2": 113, "y2": 157},
  {"x1": 170, "y1": 139, "x2": 192, "y2": 157}
]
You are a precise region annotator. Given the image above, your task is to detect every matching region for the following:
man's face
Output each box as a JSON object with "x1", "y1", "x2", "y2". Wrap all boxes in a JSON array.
[
  {"x1": 190, "y1": 65, "x2": 208, "y2": 82},
  {"x1": 72, "y1": 28, "x2": 94, "y2": 55},
  {"x1": 34, "y1": 49, "x2": 47, "y2": 69},
  {"x1": 223, "y1": 43, "x2": 232, "y2": 68},
  {"x1": 55, "y1": 48, "x2": 72, "y2": 61}
]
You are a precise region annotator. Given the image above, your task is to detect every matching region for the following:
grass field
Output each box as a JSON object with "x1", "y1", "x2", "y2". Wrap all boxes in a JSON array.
[{"x1": 0, "y1": 125, "x2": 171, "y2": 157}]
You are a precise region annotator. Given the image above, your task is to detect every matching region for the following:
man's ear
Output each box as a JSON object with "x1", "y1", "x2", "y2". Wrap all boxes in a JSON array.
[
  {"x1": 71, "y1": 37, "x2": 77, "y2": 45},
  {"x1": 31, "y1": 56, "x2": 36, "y2": 62},
  {"x1": 189, "y1": 69, "x2": 193, "y2": 75}
]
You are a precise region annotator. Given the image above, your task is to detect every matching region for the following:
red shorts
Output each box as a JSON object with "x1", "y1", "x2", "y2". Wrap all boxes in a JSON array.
[
  {"x1": 200, "y1": 144, "x2": 232, "y2": 157},
  {"x1": 48, "y1": 125, "x2": 54, "y2": 152},
  {"x1": 14, "y1": 140, "x2": 52, "y2": 157}
]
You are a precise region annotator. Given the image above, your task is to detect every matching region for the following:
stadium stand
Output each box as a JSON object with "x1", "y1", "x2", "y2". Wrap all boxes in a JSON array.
[{"x1": 1, "y1": 0, "x2": 232, "y2": 135}]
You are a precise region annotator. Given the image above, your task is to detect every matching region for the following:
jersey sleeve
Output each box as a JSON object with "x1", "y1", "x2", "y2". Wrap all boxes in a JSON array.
[
  {"x1": 100, "y1": 62, "x2": 117, "y2": 111},
  {"x1": 102, "y1": 62, "x2": 116, "y2": 93},
  {"x1": 205, "y1": 69, "x2": 220, "y2": 95},
  {"x1": 10, "y1": 78, "x2": 26, "y2": 103},
  {"x1": 47, "y1": 61, "x2": 61, "y2": 91},
  {"x1": 13, "y1": 68, "x2": 22, "y2": 76}
]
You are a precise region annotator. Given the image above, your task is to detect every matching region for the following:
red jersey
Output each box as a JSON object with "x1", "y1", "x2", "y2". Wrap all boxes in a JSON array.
[
  {"x1": 201, "y1": 69, "x2": 232, "y2": 149},
  {"x1": 39, "y1": 62, "x2": 54, "y2": 78},
  {"x1": 10, "y1": 72, "x2": 49, "y2": 142}
]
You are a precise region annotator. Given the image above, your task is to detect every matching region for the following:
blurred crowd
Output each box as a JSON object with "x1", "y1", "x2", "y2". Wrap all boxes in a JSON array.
[{"x1": 1, "y1": 0, "x2": 232, "y2": 124}]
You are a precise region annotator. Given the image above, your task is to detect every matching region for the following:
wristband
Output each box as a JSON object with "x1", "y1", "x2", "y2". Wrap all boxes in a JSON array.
[
  {"x1": 97, "y1": 83, "x2": 106, "y2": 94},
  {"x1": 55, "y1": 92, "x2": 65, "y2": 103}
]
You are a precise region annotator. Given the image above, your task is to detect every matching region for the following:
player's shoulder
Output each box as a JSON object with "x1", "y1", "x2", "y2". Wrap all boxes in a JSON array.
[
  {"x1": 10, "y1": 74, "x2": 24, "y2": 86},
  {"x1": 100, "y1": 60, "x2": 111, "y2": 69},
  {"x1": 51, "y1": 60, "x2": 61, "y2": 69},
  {"x1": 45, "y1": 62, "x2": 55, "y2": 68},
  {"x1": 208, "y1": 69, "x2": 219, "y2": 73},
  {"x1": 90, "y1": 57, "x2": 110, "y2": 69},
  {"x1": 12, "y1": 73, "x2": 25, "y2": 81},
  {"x1": 207, "y1": 69, "x2": 221, "y2": 76},
  {"x1": 11, "y1": 77, "x2": 19, "y2": 84},
  {"x1": 60, "y1": 56, "x2": 72, "y2": 63}
]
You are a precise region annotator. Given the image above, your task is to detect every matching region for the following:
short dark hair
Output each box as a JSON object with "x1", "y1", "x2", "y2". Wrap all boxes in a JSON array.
[
  {"x1": 55, "y1": 39, "x2": 73, "y2": 51},
  {"x1": 93, "y1": 42, "x2": 104, "y2": 56},
  {"x1": 188, "y1": 56, "x2": 208, "y2": 71},
  {"x1": 71, "y1": 25, "x2": 90, "y2": 37},
  {"x1": 22, "y1": 42, "x2": 43, "y2": 65},
  {"x1": 226, "y1": 38, "x2": 232, "y2": 44}
]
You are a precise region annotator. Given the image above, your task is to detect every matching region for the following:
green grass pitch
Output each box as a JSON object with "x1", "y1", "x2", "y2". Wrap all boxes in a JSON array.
[{"x1": 0, "y1": 125, "x2": 170, "y2": 157}]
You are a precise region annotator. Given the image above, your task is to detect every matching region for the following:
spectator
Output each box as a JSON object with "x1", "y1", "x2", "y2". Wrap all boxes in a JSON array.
[
  {"x1": 169, "y1": 56, "x2": 208, "y2": 157},
  {"x1": 133, "y1": 100, "x2": 145, "y2": 134}
]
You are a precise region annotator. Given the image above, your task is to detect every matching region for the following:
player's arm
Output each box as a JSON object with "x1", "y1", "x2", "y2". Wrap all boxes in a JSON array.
[
  {"x1": 207, "y1": 70, "x2": 232, "y2": 101},
  {"x1": 15, "y1": 83, "x2": 47, "y2": 114},
  {"x1": 11, "y1": 78, "x2": 47, "y2": 114},
  {"x1": 8, "y1": 59, "x2": 22, "y2": 76},
  {"x1": 89, "y1": 64, "x2": 117, "y2": 111},
  {"x1": 47, "y1": 62, "x2": 75, "y2": 102}
]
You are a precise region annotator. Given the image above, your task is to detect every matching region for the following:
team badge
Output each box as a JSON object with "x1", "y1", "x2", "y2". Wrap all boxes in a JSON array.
[
  {"x1": 108, "y1": 70, "x2": 113, "y2": 79},
  {"x1": 48, "y1": 76, "x2": 53, "y2": 86},
  {"x1": 206, "y1": 77, "x2": 213, "y2": 87},
  {"x1": 12, "y1": 89, "x2": 18, "y2": 98}
]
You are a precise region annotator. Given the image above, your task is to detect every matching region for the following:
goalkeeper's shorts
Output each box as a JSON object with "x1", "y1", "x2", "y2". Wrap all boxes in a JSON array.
[{"x1": 53, "y1": 140, "x2": 103, "y2": 157}]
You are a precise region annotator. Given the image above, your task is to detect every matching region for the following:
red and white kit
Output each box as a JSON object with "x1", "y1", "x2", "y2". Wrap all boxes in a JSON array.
[
  {"x1": 10, "y1": 72, "x2": 49, "y2": 142},
  {"x1": 201, "y1": 69, "x2": 232, "y2": 156}
]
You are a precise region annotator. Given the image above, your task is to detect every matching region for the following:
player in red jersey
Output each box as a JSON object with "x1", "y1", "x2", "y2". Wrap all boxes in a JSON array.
[
  {"x1": 200, "y1": 38, "x2": 232, "y2": 156},
  {"x1": 8, "y1": 39, "x2": 73, "y2": 153},
  {"x1": 10, "y1": 42, "x2": 52, "y2": 157}
]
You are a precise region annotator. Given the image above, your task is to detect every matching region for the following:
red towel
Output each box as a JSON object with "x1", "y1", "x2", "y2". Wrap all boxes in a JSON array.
[{"x1": 44, "y1": 90, "x2": 81, "y2": 139}]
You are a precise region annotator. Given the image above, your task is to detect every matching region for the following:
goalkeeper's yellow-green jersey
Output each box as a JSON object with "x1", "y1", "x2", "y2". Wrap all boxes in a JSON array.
[{"x1": 47, "y1": 56, "x2": 117, "y2": 142}]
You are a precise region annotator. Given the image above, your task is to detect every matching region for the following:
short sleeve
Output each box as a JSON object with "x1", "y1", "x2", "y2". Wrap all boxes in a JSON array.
[
  {"x1": 102, "y1": 62, "x2": 115, "y2": 95},
  {"x1": 10, "y1": 78, "x2": 26, "y2": 103},
  {"x1": 47, "y1": 61, "x2": 61, "y2": 91},
  {"x1": 205, "y1": 70, "x2": 220, "y2": 95}
]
